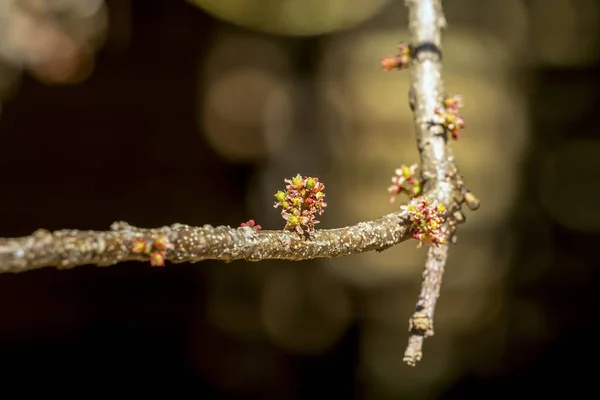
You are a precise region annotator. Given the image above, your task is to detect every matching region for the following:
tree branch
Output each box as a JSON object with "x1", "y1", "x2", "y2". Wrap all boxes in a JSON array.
[
  {"x1": 403, "y1": 0, "x2": 458, "y2": 366},
  {"x1": 0, "y1": 212, "x2": 412, "y2": 274},
  {"x1": 0, "y1": 0, "x2": 479, "y2": 370}
]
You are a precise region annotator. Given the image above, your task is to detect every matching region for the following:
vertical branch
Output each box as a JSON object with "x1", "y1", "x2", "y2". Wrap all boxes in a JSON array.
[
  {"x1": 404, "y1": 244, "x2": 448, "y2": 365},
  {"x1": 403, "y1": 0, "x2": 453, "y2": 366}
]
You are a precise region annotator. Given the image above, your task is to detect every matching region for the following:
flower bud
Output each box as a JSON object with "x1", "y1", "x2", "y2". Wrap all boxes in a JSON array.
[
  {"x1": 292, "y1": 175, "x2": 303, "y2": 186},
  {"x1": 274, "y1": 191, "x2": 286, "y2": 202},
  {"x1": 287, "y1": 215, "x2": 299, "y2": 227}
]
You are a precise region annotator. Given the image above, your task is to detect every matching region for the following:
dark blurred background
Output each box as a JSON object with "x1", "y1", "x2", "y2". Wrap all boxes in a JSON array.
[{"x1": 0, "y1": 0, "x2": 599, "y2": 398}]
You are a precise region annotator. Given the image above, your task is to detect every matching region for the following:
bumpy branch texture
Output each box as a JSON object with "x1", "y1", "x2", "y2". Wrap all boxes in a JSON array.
[
  {"x1": 404, "y1": 0, "x2": 457, "y2": 366},
  {"x1": 0, "y1": 213, "x2": 412, "y2": 274},
  {"x1": 0, "y1": 0, "x2": 473, "y2": 371}
]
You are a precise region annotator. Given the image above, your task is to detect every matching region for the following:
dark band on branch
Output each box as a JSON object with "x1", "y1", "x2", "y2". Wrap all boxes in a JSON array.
[{"x1": 411, "y1": 42, "x2": 442, "y2": 60}]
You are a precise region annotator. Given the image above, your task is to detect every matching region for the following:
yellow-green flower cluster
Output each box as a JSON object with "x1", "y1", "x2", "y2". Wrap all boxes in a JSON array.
[
  {"x1": 400, "y1": 197, "x2": 447, "y2": 248},
  {"x1": 274, "y1": 174, "x2": 327, "y2": 235}
]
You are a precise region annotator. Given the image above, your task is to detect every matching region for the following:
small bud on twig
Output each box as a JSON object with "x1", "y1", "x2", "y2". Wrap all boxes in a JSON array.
[
  {"x1": 380, "y1": 42, "x2": 412, "y2": 71},
  {"x1": 433, "y1": 94, "x2": 465, "y2": 140},
  {"x1": 388, "y1": 163, "x2": 422, "y2": 203}
]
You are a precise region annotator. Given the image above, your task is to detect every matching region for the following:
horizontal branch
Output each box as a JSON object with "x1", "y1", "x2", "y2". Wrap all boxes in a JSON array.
[{"x1": 0, "y1": 212, "x2": 411, "y2": 274}]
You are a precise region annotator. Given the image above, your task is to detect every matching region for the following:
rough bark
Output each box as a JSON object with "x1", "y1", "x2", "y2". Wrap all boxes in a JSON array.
[
  {"x1": 403, "y1": 0, "x2": 475, "y2": 366},
  {"x1": 0, "y1": 213, "x2": 412, "y2": 274}
]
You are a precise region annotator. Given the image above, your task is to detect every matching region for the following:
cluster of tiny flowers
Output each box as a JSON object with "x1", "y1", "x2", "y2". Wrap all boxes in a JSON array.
[
  {"x1": 274, "y1": 174, "x2": 327, "y2": 235},
  {"x1": 131, "y1": 236, "x2": 174, "y2": 267},
  {"x1": 388, "y1": 163, "x2": 422, "y2": 203},
  {"x1": 380, "y1": 42, "x2": 411, "y2": 71},
  {"x1": 240, "y1": 219, "x2": 262, "y2": 230},
  {"x1": 433, "y1": 95, "x2": 465, "y2": 140},
  {"x1": 400, "y1": 197, "x2": 447, "y2": 248}
]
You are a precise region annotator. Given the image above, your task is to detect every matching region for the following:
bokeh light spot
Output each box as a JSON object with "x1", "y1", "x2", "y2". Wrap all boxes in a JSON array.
[
  {"x1": 260, "y1": 267, "x2": 352, "y2": 354},
  {"x1": 188, "y1": 0, "x2": 391, "y2": 36}
]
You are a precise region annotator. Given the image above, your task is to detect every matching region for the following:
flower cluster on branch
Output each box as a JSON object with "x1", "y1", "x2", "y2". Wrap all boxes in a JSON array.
[
  {"x1": 131, "y1": 235, "x2": 174, "y2": 267},
  {"x1": 273, "y1": 174, "x2": 327, "y2": 235},
  {"x1": 240, "y1": 219, "x2": 262, "y2": 230},
  {"x1": 400, "y1": 197, "x2": 447, "y2": 248},
  {"x1": 388, "y1": 163, "x2": 422, "y2": 203},
  {"x1": 380, "y1": 42, "x2": 412, "y2": 71},
  {"x1": 434, "y1": 94, "x2": 465, "y2": 140}
]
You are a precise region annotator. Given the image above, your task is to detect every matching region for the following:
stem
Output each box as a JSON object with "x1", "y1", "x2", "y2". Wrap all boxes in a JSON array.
[
  {"x1": 403, "y1": 244, "x2": 448, "y2": 365},
  {"x1": 0, "y1": 212, "x2": 411, "y2": 274},
  {"x1": 403, "y1": 0, "x2": 454, "y2": 366}
]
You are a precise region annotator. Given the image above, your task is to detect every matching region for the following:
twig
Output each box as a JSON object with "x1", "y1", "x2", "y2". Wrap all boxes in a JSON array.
[
  {"x1": 403, "y1": 245, "x2": 448, "y2": 365},
  {"x1": 403, "y1": 0, "x2": 457, "y2": 366},
  {"x1": 0, "y1": 212, "x2": 412, "y2": 274},
  {"x1": 1, "y1": 0, "x2": 478, "y2": 369}
]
